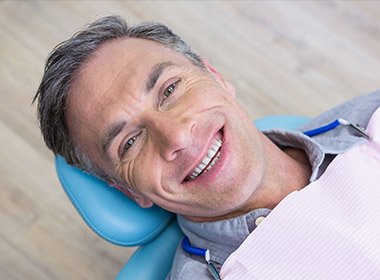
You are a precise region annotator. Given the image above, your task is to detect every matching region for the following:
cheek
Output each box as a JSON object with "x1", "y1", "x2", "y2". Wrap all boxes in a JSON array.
[
  {"x1": 118, "y1": 160, "x2": 136, "y2": 189},
  {"x1": 130, "y1": 150, "x2": 162, "y2": 193}
]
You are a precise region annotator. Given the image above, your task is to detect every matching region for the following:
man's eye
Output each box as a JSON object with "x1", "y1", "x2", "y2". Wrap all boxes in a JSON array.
[
  {"x1": 123, "y1": 136, "x2": 137, "y2": 153},
  {"x1": 120, "y1": 131, "x2": 143, "y2": 158},
  {"x1": 162, "y1": 81, "x2": 178, "y2": 101}
]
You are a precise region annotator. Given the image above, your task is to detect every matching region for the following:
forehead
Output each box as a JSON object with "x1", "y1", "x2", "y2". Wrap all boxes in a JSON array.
[{"x1": 74, "y1": 38, "x2": 190, "y2": 97}]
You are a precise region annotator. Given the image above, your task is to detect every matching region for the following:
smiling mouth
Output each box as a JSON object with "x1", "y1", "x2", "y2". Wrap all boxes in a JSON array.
[{"x1": 185, "y1": 130, "x2": 223, "y2": 182}]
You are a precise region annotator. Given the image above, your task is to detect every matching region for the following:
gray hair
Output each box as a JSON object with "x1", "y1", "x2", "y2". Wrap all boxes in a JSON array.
[{"x1": 33, "y1": 15, "x2": 204, "y2": 183}]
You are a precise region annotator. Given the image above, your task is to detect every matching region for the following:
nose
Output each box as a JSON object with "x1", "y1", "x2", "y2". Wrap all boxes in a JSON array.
[{"x1": 145, "y1": 111, "x2": 196, "y2": 161}]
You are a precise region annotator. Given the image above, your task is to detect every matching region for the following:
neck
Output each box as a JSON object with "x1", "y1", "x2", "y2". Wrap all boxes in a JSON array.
[{"x1": 241, "y1": 134, "x2": 312, "y2": 213}]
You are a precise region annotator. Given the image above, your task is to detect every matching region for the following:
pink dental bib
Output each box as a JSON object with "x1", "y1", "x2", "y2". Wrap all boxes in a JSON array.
[{"x1": 221, "y1": 106, "x2": 380, "y2": 280}]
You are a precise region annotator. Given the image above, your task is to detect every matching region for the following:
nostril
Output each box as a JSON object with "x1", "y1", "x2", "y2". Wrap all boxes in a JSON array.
[
  {"x1": 150, "y1": 113, "x2": 196, "y2": 161},
  {"x1": 190, "y1": 121, "x2": 196, "y2": 134},
  {"x1": 163, "y1": 149, "x2": 179, "y2": 162}
]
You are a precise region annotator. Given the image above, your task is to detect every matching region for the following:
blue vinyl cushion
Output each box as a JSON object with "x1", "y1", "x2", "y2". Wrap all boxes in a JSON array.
[
  {"x1": 116, "y1": 220, "x2": 183, "y2": 280},
  {"x1": 55, "y1": 156, "x2": 175, "y2": 246},
  {"x1": 255, "y1": 115, "x2": 310, "y2": 131}
]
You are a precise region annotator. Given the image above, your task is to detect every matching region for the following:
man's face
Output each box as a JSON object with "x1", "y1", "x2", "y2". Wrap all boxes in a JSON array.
[{"x1": 66, "y1": 38, "x2": 267, "y2": 220}]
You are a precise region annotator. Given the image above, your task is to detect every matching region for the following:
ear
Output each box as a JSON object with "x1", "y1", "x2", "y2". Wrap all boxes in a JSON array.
[
  {"x1": 110, "y1": 183, "x2": 154, "y2": 208},
  {"x1": 202, "y1": 58, "x2": 236, "y2": 97}
]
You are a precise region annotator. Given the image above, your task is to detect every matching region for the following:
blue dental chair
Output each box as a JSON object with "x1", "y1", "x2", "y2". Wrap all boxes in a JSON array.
[{"x1": 55, "y1": 115, "x2": 310, "y2": 280}]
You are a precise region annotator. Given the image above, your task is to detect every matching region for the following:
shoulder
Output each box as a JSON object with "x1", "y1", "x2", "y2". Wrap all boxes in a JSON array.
[
  {"x1": 296, "y1": 90, "x2": 380, "y2": 155},
  {"x1": 167, "y1": 241, "x2": 212, "y2": 280},
  {"x1": 300, "y1": 90, "x2": 380, "y2": 131}
]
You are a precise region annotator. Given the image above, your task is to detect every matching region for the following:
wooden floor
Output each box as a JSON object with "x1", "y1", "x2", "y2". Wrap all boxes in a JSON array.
[{"x1": 1, "y1": 1, "x2": 380, "y2": 279}]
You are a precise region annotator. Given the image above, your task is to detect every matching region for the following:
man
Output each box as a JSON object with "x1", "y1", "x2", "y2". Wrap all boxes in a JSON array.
[{"x1": 34, "y1": 16, "x2": 380, "y2": 279}]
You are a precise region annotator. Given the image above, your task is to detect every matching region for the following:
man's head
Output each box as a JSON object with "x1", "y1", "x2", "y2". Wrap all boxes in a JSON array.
[
  {"x1": 34, "y1": 15, "x2": 204, "y2": 181},
  {"x1": 35, "y1": 16, "x2": 272, "y2": 220}
]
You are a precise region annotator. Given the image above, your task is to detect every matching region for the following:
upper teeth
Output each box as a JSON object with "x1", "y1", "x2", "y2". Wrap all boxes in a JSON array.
[{"x1": 189, "y1": 138, "x2": 222, "y2": 180}]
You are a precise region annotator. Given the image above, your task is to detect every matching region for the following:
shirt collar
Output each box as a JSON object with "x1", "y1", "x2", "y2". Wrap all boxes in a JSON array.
[{"x1": 178, "y1": 208, "x2": 271, "y2": 264}]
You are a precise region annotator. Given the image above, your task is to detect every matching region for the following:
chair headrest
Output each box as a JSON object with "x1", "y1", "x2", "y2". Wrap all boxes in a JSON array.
[{"x1": 55, "y1": 156, "x2": 175, "y2": 246}]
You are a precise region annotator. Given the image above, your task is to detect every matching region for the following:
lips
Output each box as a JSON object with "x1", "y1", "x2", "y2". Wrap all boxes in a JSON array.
[{"x1": 185, "y1": 130, "x2": 223, "y2": 181}]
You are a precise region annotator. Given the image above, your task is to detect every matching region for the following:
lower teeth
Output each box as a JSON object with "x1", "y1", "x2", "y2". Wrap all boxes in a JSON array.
[
  {"x1": 205, "y1": 154, "x2": 220, "y2": 172},
  {"x1": 191, "y1": 152, "x2": 220, "y2": 179}
]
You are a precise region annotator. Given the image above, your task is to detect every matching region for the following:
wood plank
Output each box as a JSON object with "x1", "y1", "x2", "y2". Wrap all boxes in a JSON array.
[{"x1": 1, "y1": 0, "x2": 380, "y2": 278}]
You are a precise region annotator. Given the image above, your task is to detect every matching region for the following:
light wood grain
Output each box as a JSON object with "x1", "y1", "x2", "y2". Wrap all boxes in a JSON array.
[{"x1": 1, "y1": 0, "x2": 380, "y2": 279}]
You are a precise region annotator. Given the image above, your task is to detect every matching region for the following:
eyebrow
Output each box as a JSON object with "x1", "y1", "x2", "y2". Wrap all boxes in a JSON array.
[
  {"x1": 101, "y1": 61, "x2": 175, "y2": 161},
  {"x1": 145, "y1": 61, "x2": 174, "y2": 92},
  {"x1": 101, "y1": 120, "x2": 127, "y2": 161}
]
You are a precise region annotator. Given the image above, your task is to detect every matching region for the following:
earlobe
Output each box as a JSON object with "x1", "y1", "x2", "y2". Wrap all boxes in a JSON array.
[
  {"x1": 110, "y1": 183, "x2": 154, "y2": 208},
  {"x1": 133, "y1": 196, "x2": 154, "y2": 208},
  {"x1": 201, "y1": 58, "x2": 236, "y2": 97}
]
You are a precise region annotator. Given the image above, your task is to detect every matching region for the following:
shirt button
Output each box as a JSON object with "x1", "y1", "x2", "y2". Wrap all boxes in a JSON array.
[{"x1": 255, "y1": 216, "x2": 266, "y2": 227}]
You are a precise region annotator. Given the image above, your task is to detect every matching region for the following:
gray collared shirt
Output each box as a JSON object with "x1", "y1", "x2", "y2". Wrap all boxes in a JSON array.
[{"x1": 168, "y1": 91, "x2": 380, "y2": 280}]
